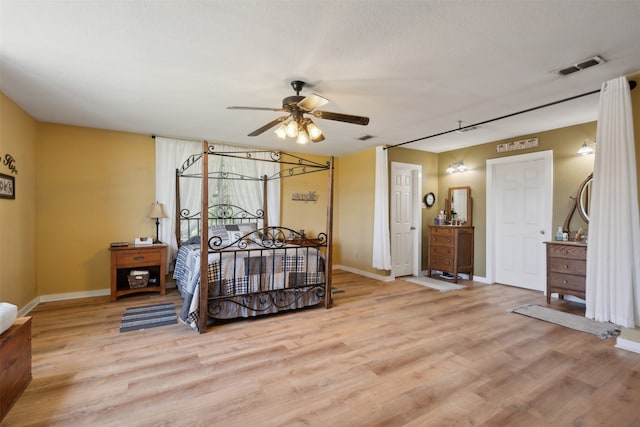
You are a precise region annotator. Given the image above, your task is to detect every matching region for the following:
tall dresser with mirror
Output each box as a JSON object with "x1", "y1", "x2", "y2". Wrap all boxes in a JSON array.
[
  {"x1": 427, "y1": 186, "x2": 474, "y2": 284},
  {"x1": 427, "y1": 225, "x2": 474, "y2": 283}
]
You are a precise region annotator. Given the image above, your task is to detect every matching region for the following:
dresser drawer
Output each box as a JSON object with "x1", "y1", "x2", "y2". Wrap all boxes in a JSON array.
[
  {"x1": 430, "y1": 256, "x2": 454, "y2": 270},
  {"x1": 430, "y1": 234, "x2": 455, "y2": 246},
  {"x1": 549, "y1": 272, "x2": 586, "y2": 292},
  {"x1": 430, "y1": 245, "x2": 455, "y2": 258},
  {"x1": 116, "y1": 250, "x2": 161, "y2": 267},
  {"x1": 548, "y1": 244, "x2": 587, "y2": 260},
  {"x1": 548, "y1": 257, "x2": 586, "y2": 275}
]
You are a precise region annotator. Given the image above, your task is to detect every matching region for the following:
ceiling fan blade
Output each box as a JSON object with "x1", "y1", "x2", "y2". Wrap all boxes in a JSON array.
[
  {"x1": 227, "y1": 106, "x2": 283, "y2": 112},
  {"x1": 312, "y1": 110, "x2": 370, "y2": 126},
  {"x1": 297, "y1": 94, "x2": 329, "y2": 112},
  {"x1": 247, "y1": 115, "x2": 290, "y2": 136}
]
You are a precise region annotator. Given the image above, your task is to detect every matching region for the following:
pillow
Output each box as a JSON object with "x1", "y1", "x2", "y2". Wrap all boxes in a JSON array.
[
  {"x1": 0, "y1": 302, "x2": 18, "y2": 335},
  {"x1": 227, "y1": 223, "x2": 259, "y2": 245},
  {"x1": 184, "y1": 235, "x2": 201, "y2": 245},
  {"x1": 207, "y1": 225, "x2": 230, "y2": 248}
]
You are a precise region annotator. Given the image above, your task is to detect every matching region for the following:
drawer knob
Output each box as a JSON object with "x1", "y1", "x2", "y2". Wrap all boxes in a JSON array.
[
  {"x1": 134, "y1": 256, "x2": 145, "y2": 261},
  {"x1": 564, "y1": 264, "x2": 569, "y2": 269},
  {"x1": 563, "y1": 280, "x2": 568, "y2": 284}
]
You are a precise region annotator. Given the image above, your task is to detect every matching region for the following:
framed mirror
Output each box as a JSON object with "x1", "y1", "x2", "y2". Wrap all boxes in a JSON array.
[
  {"x1": 562, "y1": 173, "x2": 592, "y2": 235},
  {"x1": 577, "y1": 173, "x2": 592, "y2": 223},
  {"x1": 446, "y1": 186, "x2": 472, "y2": 225}
]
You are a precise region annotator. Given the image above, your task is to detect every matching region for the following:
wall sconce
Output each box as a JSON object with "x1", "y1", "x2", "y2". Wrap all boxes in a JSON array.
[
  {"x1": 446, "y1": 160, "x2": 468, "y2": 174},
  {"x1": 577, "y1": 138, "x2": 596, "y2": 155}
]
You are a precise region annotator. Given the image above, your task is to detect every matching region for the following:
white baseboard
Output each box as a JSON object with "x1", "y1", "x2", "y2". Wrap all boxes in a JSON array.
[
  {"x1": 615, "y1": 337, "x2": 640, "y2": 354},
  {"x1": 18, "y1": 282, "x2": 178, "y2": 316}
]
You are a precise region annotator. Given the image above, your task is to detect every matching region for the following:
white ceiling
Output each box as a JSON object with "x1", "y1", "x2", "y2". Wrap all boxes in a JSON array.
[{"x1": 2, "y1": 1, "x2": 640, "y2": 157}]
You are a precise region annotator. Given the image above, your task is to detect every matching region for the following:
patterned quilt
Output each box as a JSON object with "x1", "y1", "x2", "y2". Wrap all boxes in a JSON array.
[{"x1": 173, "y1": 243, "x2": 325, "y2": 330}]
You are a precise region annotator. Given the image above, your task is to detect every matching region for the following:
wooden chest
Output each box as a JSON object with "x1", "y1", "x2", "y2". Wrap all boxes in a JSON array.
[
  {"x1": 545, "y1": 241, "x2": 587, "y2": 303},
  {"x1": 1, "y1": 317, "x2": 32, "y2": 421},
  {"x1": 427, "y1": 226, "x2": 474, "y2": 283}
]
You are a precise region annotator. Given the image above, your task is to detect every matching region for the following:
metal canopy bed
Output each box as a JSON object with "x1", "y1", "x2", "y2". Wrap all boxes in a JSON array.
[{"x1": 173, "y1": 141, "x2": 334, "y2": 333}]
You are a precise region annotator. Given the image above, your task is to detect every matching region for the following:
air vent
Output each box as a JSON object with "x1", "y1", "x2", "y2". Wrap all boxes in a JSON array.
[
  {"x1": 558, "y1": 55, "x2": 606, "y2": 76},
  {"x1": 357, "y1": 134, "x2": 375, "y2": 141}
]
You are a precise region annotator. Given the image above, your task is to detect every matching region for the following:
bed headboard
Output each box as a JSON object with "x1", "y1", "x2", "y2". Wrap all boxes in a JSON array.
[{"x1": 177, "y1": 203, "x2": 264, "y2": 244}]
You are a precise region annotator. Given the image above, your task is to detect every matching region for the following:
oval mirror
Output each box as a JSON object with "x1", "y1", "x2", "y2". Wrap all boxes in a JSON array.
[{"x1": 577, "y1": 173, "x2": 592, "y2": 223}]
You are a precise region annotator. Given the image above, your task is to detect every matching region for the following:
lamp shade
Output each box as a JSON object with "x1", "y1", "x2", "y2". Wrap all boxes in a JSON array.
[{"x1": 148, "y1": 202, "x2": 168, "y2": 219}]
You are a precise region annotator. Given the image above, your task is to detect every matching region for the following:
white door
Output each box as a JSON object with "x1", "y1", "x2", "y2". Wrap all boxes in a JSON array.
[
  {"x1": 391, "y1": 162, "x2": 421, "y2": 277},
  {"x1": 487, "y1": 151, "x2": 552, "y2": 291}
]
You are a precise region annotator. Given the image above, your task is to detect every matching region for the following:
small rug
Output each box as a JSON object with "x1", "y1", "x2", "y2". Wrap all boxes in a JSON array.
[
  {"x1": 508, "y1": 304, "x2": 621, "y2": 339},
  {"x1": 404, "y1": 276, "x2": 466, "y2": 292},
  {"x1": 120, "y1": 303, "x2": 177, "y2": 333}
]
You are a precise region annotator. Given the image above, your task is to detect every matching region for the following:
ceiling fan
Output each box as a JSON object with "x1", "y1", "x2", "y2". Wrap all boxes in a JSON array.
[{"x1": 227, "y1": 80, "x2": 369, "y2": 144}]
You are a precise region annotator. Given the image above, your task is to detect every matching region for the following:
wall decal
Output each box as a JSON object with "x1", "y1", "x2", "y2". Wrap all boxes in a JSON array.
[
  {"x1": 496, "y1": 137, "x2": 539, "y2": 153},
  {"x1": 292, "y1": 191, "x2": 318, "y2": 203}
]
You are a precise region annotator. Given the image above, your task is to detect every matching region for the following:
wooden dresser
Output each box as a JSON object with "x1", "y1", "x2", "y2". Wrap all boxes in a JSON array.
[
  {"x1": 427, "y1": 225, "x2": 474, "y2": 283},
  {"x1": 544, "y1": 241, "x2": 587, "y2": 303},
  {"x1": 1, "y1": 317, "x2": 32, "y2": 422}
]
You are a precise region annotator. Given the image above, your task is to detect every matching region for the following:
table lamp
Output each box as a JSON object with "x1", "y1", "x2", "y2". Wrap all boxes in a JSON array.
[{"x1": 148, "y1": 202, "x2": 168, "y2": 243}]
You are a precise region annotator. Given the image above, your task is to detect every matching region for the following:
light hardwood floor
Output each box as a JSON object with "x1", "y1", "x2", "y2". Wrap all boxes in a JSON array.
[{"x1": 4, "y1": 270, "x2": 640, "y2": 426}]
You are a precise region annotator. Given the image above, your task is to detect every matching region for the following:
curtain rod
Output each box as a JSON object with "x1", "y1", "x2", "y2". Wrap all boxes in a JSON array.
[{"x1": 384, "y1": 79, "x2": 637, "y2": 151}]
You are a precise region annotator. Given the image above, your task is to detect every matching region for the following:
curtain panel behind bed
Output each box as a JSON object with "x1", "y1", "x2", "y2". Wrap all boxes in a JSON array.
[{"x1": 155, "y1": 137, "x2": 281, "y2": 269}]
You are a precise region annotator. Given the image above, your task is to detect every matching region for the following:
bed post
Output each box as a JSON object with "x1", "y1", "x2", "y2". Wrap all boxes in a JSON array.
[
  {"x1": 325, "y1": 156, "x2": 334, "y2": 309},
  {"x1": 175, "y1": 168, "x2": 181, "y2": 247},
  {"x1": 198, "y1": 141, "x2": 209, "y2": 333},
  {"x1": 262, "y1": 175, "x2": 268, "y2": 228}
]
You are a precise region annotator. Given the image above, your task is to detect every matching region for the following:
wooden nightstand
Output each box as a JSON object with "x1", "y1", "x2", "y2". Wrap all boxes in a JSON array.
[{"x1": 109, "y1": 244, "x2": 167, "y2": 301}]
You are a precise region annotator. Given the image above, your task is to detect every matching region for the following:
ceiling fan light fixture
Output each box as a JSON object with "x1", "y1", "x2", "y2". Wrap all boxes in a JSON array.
[
  {"x1": 274, "y1": 123, "x2": 287, "y2": 139},
  {"x1": 296, "y1": 130, "x2": 309, "y2": 145},
  {"x1": 285, "y1": 120, "x2": 299, "y2": 138},
  {"x1": 306, "y1": 120, "x2": 323, "y2": 140}
]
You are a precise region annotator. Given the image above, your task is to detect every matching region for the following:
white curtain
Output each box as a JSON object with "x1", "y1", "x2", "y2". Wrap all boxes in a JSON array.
[
  {"x1": 155, "y1": 137, "x2": 201, "y2": 267},
  {"x1": 585, "y1": 76, "x2": 640, "y2": 328},
  {"x1": 372, "y1": 146, "x2": 392, "y2": 270},
  {"x1": 155, "y1": 138, "x2": 280, "y2": 270}
]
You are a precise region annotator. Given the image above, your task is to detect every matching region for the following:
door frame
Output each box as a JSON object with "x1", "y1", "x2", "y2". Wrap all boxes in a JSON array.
[
  {"x1": 390, "y1": 162, "x2": 422, "y2": 278},
  {"x1": 486, "y1": 150, "x2": 553, "y2": 285}
]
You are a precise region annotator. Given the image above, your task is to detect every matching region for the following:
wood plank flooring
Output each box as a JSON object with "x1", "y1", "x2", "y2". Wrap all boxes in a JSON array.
[{"x1": 4, "y1": 270, "x2": 640, "y2": 426}]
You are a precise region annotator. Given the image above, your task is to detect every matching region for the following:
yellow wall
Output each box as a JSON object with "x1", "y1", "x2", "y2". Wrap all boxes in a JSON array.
[
  {"x1": 334, "y1": 148, "x2": 377, "y2": 274},
  {"x1": 36, "y1": 123, "x2": 154, "y2": 295},
  {"x1": 280, "y1": 153, "x2": 333, "y2": 239},
  {"x1": 0, "y1": 93, "x2": 38, "y2": 308}
]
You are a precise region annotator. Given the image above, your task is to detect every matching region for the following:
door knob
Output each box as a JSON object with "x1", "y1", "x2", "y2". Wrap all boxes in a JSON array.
[
  {"x1": 539, "y1": 229, "x2": 545, "y2": 234},
  {"x1": 410, "y1": 227, "x2": 416, "y2": 230}
]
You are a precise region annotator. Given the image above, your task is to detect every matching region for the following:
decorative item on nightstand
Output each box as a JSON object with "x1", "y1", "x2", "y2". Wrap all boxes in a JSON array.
[{"x1": 148, "y1": 201, "x2": 168, "y2": 243}]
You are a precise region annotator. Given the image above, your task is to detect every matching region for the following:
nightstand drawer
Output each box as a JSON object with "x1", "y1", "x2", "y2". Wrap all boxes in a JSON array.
[
  {"x1": 549, "y1": 272, "x2": 585, "y2": 292},
  {"x1": 549, "y1": 257, "x2": 586, "y2": 275},
  {"x1": 116, "y1": 250, "x2": 161, "y2": 267},
  {"x1": 548, "y1": 244, "x2": 587, "y2": 260}
]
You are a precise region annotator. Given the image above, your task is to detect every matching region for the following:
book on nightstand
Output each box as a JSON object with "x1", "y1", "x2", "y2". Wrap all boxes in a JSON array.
[{"x1": 110, "y1": 242, "x2": 129, "y2": 247}]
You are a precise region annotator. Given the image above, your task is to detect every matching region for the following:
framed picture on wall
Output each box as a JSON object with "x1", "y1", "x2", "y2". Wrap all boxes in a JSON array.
[{"x1": 0, "y1": 173, "x2": 15, "y2": 199}]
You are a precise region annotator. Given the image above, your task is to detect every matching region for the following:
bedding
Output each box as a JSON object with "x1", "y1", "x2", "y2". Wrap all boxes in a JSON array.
[{"x1": 174, "y1": 239, "x2": 325, "y2": 330}]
